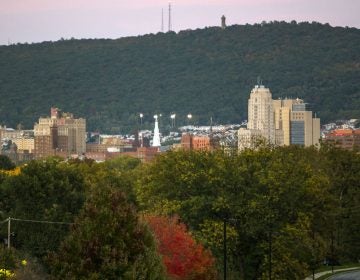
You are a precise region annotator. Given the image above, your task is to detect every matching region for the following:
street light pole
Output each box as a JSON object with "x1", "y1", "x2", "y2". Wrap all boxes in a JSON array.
[
  {"x1": 187, "y1": 114, "x2": 192, "y2": 126},
  {"x1": 170, "y1": 114, "x2": 176, "y2": 129},
  {"x1": 139, "y1": 113, "x2": 143, "y2": 127}
]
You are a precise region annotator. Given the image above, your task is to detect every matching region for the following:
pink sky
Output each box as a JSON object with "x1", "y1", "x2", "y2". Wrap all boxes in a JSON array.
[{"x1": 1, "y1": 0, "x2": 359, "y2": 45}]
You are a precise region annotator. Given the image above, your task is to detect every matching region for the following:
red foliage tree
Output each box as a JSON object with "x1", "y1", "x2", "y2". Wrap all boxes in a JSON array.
[{"x1": 145, "y1": 215, "x2": 217, "y2": 280}]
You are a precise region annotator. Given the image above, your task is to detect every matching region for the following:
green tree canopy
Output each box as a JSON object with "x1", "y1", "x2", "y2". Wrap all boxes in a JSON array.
[
  {"x1": 135, "y1": 147, "x2": 335, "y2": 279},
  {"x1": 49, "y1": 184, "x2": 165, "y2": 280},
  {"x1": 0, "y1": 155, "x2": 15, "y2": 170},
  {"x1": 0, "y1": 158, "x2": 86, "y2": 259}
]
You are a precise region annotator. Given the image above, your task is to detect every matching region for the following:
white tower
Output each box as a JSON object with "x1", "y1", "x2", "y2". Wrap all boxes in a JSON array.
[{"x1": 152, "y1": 115, "x2": 161, "y2": 147}]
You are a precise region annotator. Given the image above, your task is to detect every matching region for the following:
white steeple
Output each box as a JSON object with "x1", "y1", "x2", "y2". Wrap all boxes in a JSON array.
[{"x1": 152, "y1": 115, "x2": 161, "y2": 147}]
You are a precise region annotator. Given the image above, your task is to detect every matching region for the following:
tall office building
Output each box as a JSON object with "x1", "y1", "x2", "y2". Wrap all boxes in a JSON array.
[
  {"x1": 34, "y1": 108, "x2": 86, "y2": 159},
  {"x1": 273, "y1": 98, "x2": 320, "y2": 146},
  {"x1": 239, "y1": 85, "x2": 320, "y2": 150},
  {"x1": 247, "y1": 85, "x2": 275, "y2": 143},
  {"x1": 239, "y1": 84, "x2": 278, "y2": 149}
]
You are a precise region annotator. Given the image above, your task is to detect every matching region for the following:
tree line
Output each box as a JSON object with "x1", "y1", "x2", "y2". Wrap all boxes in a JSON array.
[{"x1": 0, "y1": 144, "x2": 359, "y2": 279}]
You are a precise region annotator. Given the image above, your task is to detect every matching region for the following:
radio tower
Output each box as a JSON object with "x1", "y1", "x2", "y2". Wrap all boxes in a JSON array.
[
  {"x1": 161, "y1": 8, "x2": 164, "y2": 32},
  {"x1": 168, "y1": 2, "x2": 172, "y2": 32}
]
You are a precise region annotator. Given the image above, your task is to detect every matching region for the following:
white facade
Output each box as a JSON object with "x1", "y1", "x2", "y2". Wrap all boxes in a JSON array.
[
  {"x1": 248, "y1": 85, "x2": 275, "y2": 144},
  {"x1": 238, "y1": 128, "x2": 263, "y2": 150}
]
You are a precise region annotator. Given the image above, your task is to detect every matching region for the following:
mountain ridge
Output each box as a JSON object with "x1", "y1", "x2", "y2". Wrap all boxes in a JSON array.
[{"x1": 0, "y1": 21, "x2": 359, "y2": 133}]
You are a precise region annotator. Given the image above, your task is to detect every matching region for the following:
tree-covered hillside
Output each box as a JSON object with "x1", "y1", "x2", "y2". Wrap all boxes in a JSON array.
[{"x1": 0, "y1": 21, "x2": 359, "y2": 132}]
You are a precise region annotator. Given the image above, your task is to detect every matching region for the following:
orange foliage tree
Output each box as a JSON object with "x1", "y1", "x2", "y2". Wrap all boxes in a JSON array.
[{"x1": 145, "y1": 215, "x2": 217, "y2": 280}]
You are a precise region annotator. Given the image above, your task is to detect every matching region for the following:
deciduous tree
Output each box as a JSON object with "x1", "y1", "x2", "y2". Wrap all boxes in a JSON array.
[{"x1": 146, "y1": 215, "x2": 216, "y2": 280}]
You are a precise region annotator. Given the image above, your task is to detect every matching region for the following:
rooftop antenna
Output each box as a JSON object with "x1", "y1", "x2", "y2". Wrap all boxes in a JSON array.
[
  {"x1": 168, "y1": 2, "x2": 172, "y2": 32},
  {"x1": 161, "y1": 8, "x2": 164, "y2": 32}
]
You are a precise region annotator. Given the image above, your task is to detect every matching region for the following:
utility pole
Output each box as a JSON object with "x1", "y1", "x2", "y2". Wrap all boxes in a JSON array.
[
  {"x1": 7, "y1": 217, "x2": 11, "y2": 249},
  {"x1": 161, "y1": 8, "x2": 164, "y2": 32},
  {"x1": 269, "y1": 228, "x2": 272, "y2": 280}
]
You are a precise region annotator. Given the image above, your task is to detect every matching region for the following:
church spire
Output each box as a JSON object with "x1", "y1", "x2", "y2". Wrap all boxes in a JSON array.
[{"x1": 152, "y1": 115, "x2": 161, "y2": 147}]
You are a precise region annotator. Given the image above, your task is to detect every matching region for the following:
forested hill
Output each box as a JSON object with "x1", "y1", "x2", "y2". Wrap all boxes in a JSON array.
[{"x1": 0, "y1": 21, "x2": 359, "y2": 133}]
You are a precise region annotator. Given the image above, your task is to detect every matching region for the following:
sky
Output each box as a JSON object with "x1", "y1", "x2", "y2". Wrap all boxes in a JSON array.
[{"x1": 1, "y1": 0, "x2": 359, "y2": 45}]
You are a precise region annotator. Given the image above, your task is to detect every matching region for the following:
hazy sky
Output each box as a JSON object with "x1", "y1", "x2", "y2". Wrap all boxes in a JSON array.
[{"x1": 1, "y1": 0, "x2": 359, "y2": 45}]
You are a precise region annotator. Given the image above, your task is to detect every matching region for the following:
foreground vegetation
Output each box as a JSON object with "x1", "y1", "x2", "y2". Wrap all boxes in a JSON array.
[
  {"x1": 0, "y1": 144, "x2": 359, "y2": 279},
  {"x1": 0, "y1": 21, "x2": 360, "y2": 132}
]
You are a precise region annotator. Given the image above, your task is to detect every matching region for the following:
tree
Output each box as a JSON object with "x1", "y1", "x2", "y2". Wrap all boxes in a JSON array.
[
  {"x1": 0, "y1": 158, "x2": 85, "y2": 259},
  {"x1": 319, "y1": 144, "x2": 360, "y2": 263},
  {"x1": 0, "y1": 155, "x2": 15, "y2": 170},
  {"x1": 49, "y1": 185, "x2": 165, "y2": 280},
  {"x1": 1, "y1": 22, "x2": 359, "y2": 132},
  {"x1": 135, "y1": 147, "x2": 333, "y2": 279},
  {"x1": 146, "y1": 215, "x2": 216, "y2": 280}
]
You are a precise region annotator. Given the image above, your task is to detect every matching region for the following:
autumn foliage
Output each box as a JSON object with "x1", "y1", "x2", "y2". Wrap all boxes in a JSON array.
[{"x1": 146, "y1": 215, "x2": 217, "y2": 280}]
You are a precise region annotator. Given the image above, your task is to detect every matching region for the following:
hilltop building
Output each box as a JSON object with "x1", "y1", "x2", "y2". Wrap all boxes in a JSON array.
[
  {"x1": 34, "y1": 107, "x2": 86, "y2": 159},
  {"x1": 221, "y1": 15, "x2": 226, "y2": 29},
  {"x1": 238, "y1": 84, "x2": 320, "y2": 150}
]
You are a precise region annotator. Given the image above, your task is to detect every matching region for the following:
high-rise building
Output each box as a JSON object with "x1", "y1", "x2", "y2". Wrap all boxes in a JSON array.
[
  {"x1": 34, "y1": 108, "x2": 86, "y2": 159},
  {"x1": 247, "y1": 85, "x2": 275, "y2": 143},
  {"x1": 239, "y1": 85, "x2": 320, "y2": 150},
  {"x1": 273, "y1": 98, "x2": 320, "y2": 147},
  {"x1": 239, "y1": 85, "x2": 277, "y2": 149}
]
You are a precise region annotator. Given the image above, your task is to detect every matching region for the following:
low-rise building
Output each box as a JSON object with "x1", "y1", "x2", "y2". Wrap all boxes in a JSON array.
[
  {"x1": 323, "y1": 129, "x2": 360, "y2": 150},
  {"x1": 181, "y1": 133, "x2": 211, "y2": 151}
]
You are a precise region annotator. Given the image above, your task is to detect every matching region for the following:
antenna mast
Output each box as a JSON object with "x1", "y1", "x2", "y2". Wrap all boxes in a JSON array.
[
  {"x1": 168, "y1": 2, "x2": 172, "y2": 32},
  {"x1": 161, "y1": 8, "x2": 164, "y2": 32}
]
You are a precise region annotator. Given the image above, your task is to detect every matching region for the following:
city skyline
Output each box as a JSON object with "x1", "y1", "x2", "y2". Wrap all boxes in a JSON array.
[{"x1": 1, "y1": 0, "x2": 360, "y2": 45}]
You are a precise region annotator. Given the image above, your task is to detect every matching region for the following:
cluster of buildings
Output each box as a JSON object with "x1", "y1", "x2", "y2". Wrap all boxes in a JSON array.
[
  {"x1": 1, "y1": 108, "x2": 87, "y2": 163},
  {"x1": 0, "y1": 85, "x2": 358, "y2": 164},
  {"x1": 238, "y1": 84, "x2": 320, "y2": 150},
  {"x1": 322, "y1": 119, "x2": 360, "y2": 150},
  {"x1": 1, "y1": 107, "x2": 162, "y2": 164},
  {"x1": 176, "y1": 84, "x2": 359, "y2": 152}
]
